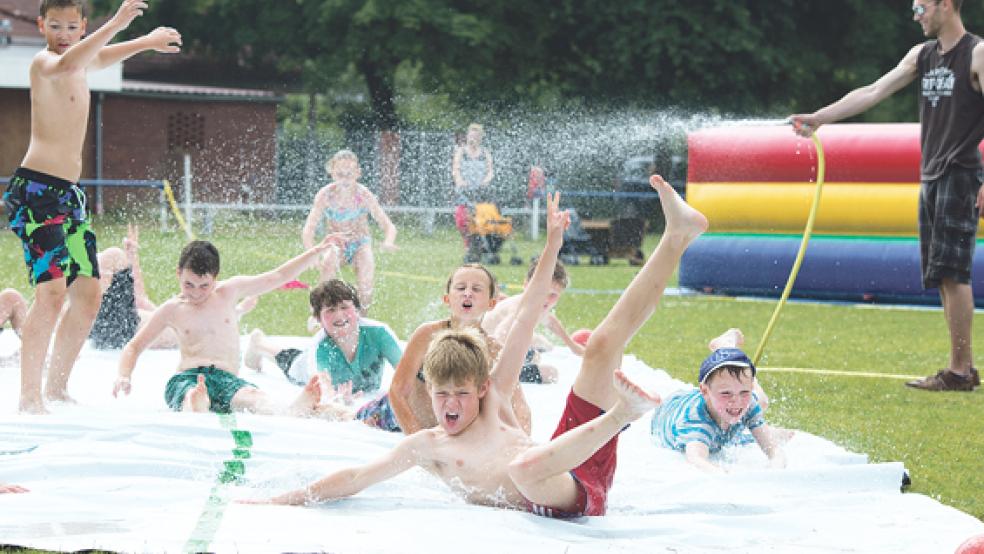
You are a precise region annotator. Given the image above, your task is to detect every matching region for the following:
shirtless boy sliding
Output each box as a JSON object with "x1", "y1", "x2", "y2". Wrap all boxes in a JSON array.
[
  {"x1": 246, "y1": 178, "x2": 707, "y2": 517},
  {"x1": 113, "y1": 235, "x2": 340, "y2": 415},
  {"x1": 2, "y1": 0, "x2": 180, "y2": 413}
]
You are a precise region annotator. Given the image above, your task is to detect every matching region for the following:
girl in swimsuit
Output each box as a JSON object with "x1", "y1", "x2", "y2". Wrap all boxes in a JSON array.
[{"x1": 302, "y1": 149, "x2": 398, "y2": 311}]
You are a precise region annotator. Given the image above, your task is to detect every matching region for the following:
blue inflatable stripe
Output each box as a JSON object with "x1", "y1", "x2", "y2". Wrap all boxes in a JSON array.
[{"x1": 679, "y1": 234, "x2": 984, "y2": 306}]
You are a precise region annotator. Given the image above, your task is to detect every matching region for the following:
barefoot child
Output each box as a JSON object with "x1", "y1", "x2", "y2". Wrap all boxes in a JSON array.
[
  {"x1": 2, "y1": 0, "x2": 180, "y2": 413},
  {"x1": 301, "y1": 149, "x2": 398, "y2": 310},
  {"x1": 482, "y1": 258, "x2": 583, "y2": 384},
  {"x1": 112, "y1": 236, "x2": 340, "y2": 415},
  {"x1": 244, "y1": 279, "x2": 401, "y2": 394},
  {"x1": 650, "y1": 328, "x2": 786, "y2": 473},
  {"x1": 243, "y1": 180, "x2": 705, "y2": 517},
  {"x1": 379, "y1": 263, "x2": 532, "y2": 435}
]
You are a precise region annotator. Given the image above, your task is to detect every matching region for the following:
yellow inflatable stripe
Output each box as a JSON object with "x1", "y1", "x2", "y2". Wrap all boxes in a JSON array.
[{"x1": 687, "y1": 182, "x2": 930, "y2": 235}]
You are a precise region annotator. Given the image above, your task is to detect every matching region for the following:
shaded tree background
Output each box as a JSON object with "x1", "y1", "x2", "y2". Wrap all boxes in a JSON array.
[{"x1": 92, "y1": 0, "x2": 984, "y2": 210}]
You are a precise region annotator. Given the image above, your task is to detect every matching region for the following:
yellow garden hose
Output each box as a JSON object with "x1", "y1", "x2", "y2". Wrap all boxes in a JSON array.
[
  {"x1": 752, "y1": 132, "x2": 826, "y2": 365},
  {"x1": 163, "y1": 179, "x2": 195, "y2": 240}
]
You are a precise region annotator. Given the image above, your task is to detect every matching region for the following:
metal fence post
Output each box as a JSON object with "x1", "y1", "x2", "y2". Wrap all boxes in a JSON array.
[
  {"x1": 183, "y1": 153, "x2": 193, "y2": 233},
  {"x1": 530, "y1": 197, "x2": 540, "y2": 240}
]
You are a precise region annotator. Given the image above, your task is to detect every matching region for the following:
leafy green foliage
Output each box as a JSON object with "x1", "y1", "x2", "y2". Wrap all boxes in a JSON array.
[{"x1": 92, "y1": 0, "x2": 984, "y2": 126}]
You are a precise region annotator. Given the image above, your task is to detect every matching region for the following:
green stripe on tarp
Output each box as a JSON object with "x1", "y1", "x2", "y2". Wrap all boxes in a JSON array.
[{"x1": 183, "y1": 413, "x2": 253, "y2": 552}]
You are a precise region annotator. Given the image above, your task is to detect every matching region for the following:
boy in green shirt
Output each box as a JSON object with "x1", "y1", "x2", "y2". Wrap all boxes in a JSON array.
[{"x1": 245, "y1": 279, "x2": 402, "y2": 395}]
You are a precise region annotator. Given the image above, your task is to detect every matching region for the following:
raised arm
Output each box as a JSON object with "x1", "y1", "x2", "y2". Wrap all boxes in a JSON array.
[
  {"x1": 91, "y1": 26, "x2": 181, "y2": 71},
  {"x1": 389, "y1": 323, "x2": 436, "y2": 434},
  {"x1": 302, "y1": 188, "x2": 330, "y2": 250},
  {"x1": 543, "y1": 312, "x2": 585, "y2": 356},
  {"x1": 224, "y1": 233, "x2": 341, "y2": 299},
  {"x1": 364, "y1": 188, "x2": 398, "y2": 250},
  {"x1": 491, "y1": 192, "x2": 568, "y2": 395},
  {"x1": 250, "y1": 433, "x2": 425, "y2": 505},
  {"x1": 35, "y1": 0, "x2": 147, "y2": 76},
  {"x1": 790, "y1": 44, "x2": 921, "y2": 136},
  {"x1": 114, "y1": 301, "x2": 174, "y2": 397}
]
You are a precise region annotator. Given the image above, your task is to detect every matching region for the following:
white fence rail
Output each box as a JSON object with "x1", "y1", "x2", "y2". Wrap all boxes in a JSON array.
[{"x1": 191, "y1": 198, "x2": 543, "y2": 239}]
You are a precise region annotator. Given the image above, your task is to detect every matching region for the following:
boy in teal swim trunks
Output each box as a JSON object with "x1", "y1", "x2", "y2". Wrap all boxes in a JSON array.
[
  {"x1": 301, "y1": 149, "x2": 398, "y2": 311},
  {"x1": 243, "y1": 179, "x2": 702, "y2": 517},
  {"x1": 2, "y1": 0, "x2": 180, "y2": 413},
  {"x1": 112, "y1": 236, "x2": 343, "y2": 416},
  {"x1": 244, "y1": 278, "x2": 402, "y2": 396}
]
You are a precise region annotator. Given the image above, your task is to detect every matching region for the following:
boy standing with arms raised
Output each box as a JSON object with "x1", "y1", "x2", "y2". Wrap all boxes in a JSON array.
[
  {"x1": 3, "y1": 0, "x2": 181, "y2": 413},
  {"x1": 246, "y1": 178, "x2": 708, "y2": 517}
]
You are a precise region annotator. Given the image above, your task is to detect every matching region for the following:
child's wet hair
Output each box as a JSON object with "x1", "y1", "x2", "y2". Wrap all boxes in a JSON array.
[
  {"x1": 705, "y1": 365, "x2": 755, "y2": 385},
  {"x1": 423, "y1": 328, "x2": 490, "y2": 387},
  {"x1": 466, "y1": 123, "x2": 484, "y2": 137},
  {"x1": 40, "y1": 0, "x2": 85, "y2": 17},
  {"x1": 445, "y1": 263, "x2": 497, "y2": 299},
  {"x1": 525, "y1": 256, "x2": 569, "y2": 288},
  {"x1": 325, "y1": 149, "x2": 359, "y2": 175},
  {"x1": 177, "y1": 240, "x2": 220, "y2": 276},
  {"x1": 310, "y1": 279, "x2": 361, "y2": 316}
]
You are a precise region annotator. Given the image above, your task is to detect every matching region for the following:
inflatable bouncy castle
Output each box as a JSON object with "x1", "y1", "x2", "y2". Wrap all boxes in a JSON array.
[{"x1": 679, "y1": 123, "x2": 984, "y2": 306}]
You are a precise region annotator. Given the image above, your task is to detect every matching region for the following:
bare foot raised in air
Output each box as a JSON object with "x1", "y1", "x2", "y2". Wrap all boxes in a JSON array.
[
  {"x1": 610, "y1": 369, "x2": 662, "y2": 424},
  {"x1": 649, "y1": 174, "x2": 708, "y2": 247},
  {"x1": 288, "y1": 375, "x2": 323, "y2": 416},
  {"x1": 709, "y1": 328, "x2": 744, "y2": 351},
  {"x1": 182, "y1": 375, "x2": 210, "y2": 412},
  {"x1": 244, "y1": 329, "x2": 264, "y2": 372}
]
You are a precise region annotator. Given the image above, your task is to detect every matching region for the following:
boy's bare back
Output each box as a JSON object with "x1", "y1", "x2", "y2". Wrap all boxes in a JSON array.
[{"x1": 481, "y1": 294, "x2": 521, "y2": 342}]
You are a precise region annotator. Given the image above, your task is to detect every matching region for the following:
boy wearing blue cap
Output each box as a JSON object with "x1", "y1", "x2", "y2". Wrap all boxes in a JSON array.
[{"x1": 651, "y1": 328, "x2": 785, "y2": 473}]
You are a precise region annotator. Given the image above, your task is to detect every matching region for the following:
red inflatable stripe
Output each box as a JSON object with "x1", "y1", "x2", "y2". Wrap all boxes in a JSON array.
[{"x1": 686, "y1": 123, "x2": 984, "y2": 183}]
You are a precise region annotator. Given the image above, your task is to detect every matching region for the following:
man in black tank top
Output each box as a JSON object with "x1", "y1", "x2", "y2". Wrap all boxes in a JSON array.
[{"x1": 790, "y1": 0, "x2": 982, "y2": 392}]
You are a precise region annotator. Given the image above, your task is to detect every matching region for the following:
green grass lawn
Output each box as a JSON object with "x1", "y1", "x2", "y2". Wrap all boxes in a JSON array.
[{"x1": 1, "y1": 215, "x2": 982, "y2": 522}]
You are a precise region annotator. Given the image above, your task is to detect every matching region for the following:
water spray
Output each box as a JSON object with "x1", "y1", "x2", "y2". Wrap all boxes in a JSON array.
[{"x1": 751, "y1": 120, "x2": 825, "y2": 366}]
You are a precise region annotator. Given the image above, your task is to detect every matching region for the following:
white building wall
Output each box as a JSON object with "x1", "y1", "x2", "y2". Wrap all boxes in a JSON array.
[{"x1": 0, "y1": 43, "x2": 121, "y2": 91}]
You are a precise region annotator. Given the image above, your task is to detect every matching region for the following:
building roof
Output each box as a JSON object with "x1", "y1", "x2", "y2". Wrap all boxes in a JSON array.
[
  {"x1": 1, "y1": 0, "x2": 41, "y2": 45},
  {"x1": 120, "y1": 79, "x2": 282, "y2": 103}
]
